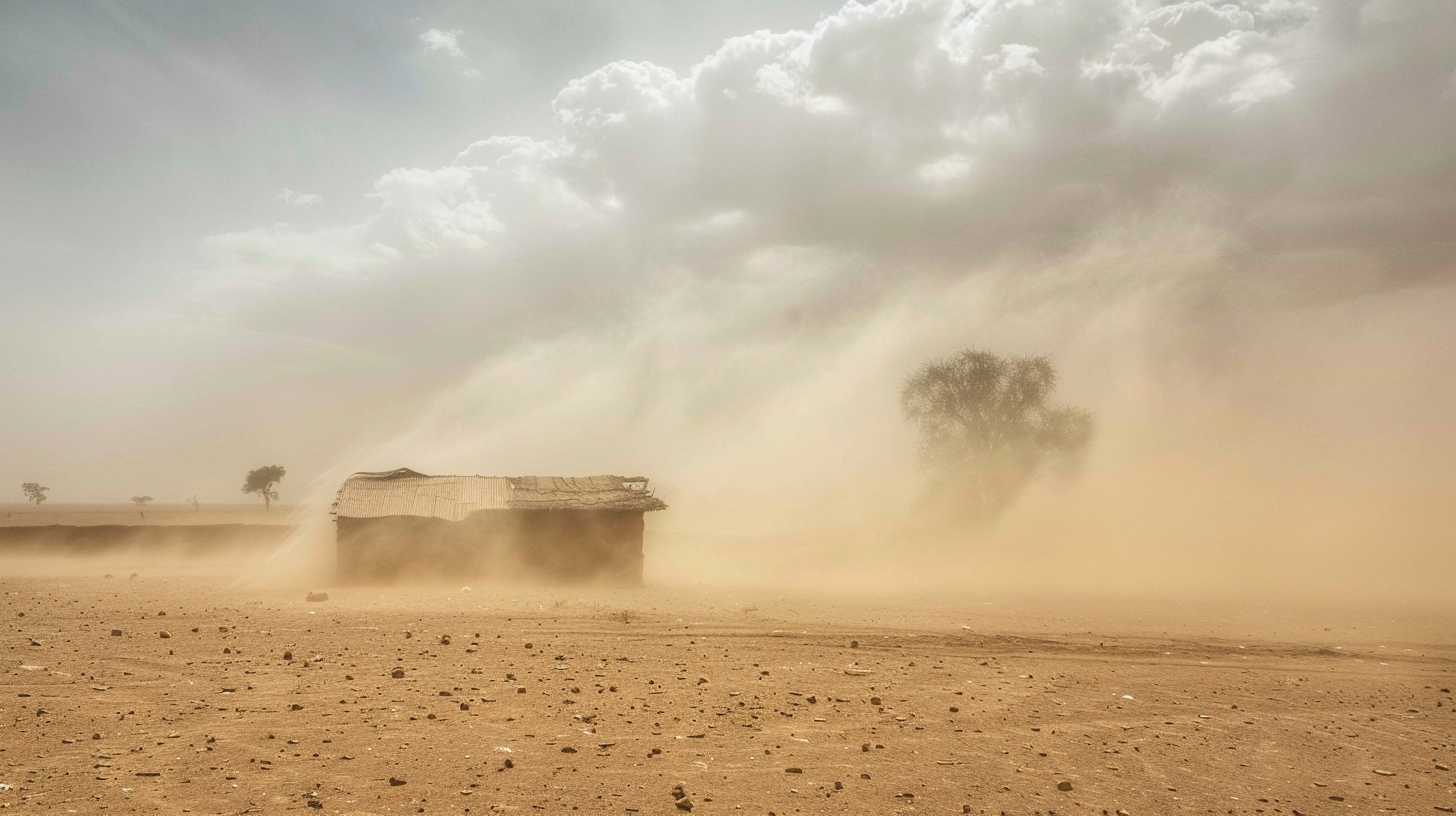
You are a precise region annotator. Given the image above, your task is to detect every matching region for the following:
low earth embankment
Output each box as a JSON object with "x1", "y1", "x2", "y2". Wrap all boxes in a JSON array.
[{"x1": 0, "y1": 523, "x2": 294, "y2": 558}]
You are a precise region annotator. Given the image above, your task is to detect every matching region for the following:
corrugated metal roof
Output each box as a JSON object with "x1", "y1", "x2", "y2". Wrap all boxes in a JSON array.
[{"x1": 333, "y1": 468, "x2": 667, "y2": 521}]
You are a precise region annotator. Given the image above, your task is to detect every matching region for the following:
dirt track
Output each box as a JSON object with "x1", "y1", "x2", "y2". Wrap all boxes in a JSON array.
[{"x1": 3, "y1": 576, "x2": 1454, "y2": 815}]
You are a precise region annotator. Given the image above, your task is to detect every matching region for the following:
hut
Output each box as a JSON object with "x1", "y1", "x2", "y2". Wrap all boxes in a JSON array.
[{"x1": 332, "y1": 468, "x2": 666, "y2": 583}]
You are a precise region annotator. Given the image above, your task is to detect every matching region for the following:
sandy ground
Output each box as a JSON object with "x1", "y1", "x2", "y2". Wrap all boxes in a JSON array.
[{"x1": 2, "y1": 568, "x2": 1454, "y2": 816}]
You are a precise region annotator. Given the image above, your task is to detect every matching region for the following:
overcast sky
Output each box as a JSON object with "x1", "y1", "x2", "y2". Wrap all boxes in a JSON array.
[{"x1": 3, "y1": 0, "x2": 1454, "y2": 514}]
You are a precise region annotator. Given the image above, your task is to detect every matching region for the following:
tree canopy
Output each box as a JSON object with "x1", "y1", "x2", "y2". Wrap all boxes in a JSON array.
[
  {"x1": 21, "y1": 482, "x2": 49, "y2": 506},
  {"x1": 902, "y1": 350, "x2": 1091, "y2": 521},
  {"x1": 242, "y1": 465, "x2": 286, "y2": 511}
]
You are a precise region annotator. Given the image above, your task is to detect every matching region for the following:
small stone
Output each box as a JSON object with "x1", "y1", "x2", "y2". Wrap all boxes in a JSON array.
[
  {"x1": 785, "y1": 767, "x2": 803, "y2": 774},
  {"x1": 388, "y1": 776, "x2": 407, "y2": 786},
  {"x1": 1056, "y1": 781, "x2": 1073, "y2": 792},
  {"x1": 110, "y1": 629, "x2": 123, "y2": 637},
  {"x1": 390, "y1": 668, "x2": 406, "y2": 679},
  {"x1": 674, "y1": 798, "x2": 694, "y2": 812}
]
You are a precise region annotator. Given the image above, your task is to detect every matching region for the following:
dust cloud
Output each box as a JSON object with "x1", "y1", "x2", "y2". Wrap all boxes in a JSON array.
[{"x1": 244, "y1": 241, "x2": 1456, "y2": 612}]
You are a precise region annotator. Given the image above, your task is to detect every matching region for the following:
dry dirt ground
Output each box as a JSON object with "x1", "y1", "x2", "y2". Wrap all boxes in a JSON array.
[{"x1": 2, "y1": 573, "x2": 1454, "y2": 815}]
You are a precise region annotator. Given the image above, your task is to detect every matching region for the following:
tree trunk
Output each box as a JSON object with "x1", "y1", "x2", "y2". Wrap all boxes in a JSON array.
[{"x1": 263, "y1": 492, "x2": 271, "y2": 512}]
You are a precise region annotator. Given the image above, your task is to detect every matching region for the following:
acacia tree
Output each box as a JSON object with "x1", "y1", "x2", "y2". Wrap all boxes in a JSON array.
[
  {"x1": 130, "y1": 495, "x2": 153, "y2": 518},
  {"x1": 902, "y1": 350, "x2": 1092, "y2": 522},
  {"x1": 242, "y1": 465, "x2": 286, "y2": 511},
  {"x1": 21, "y1": 482, "x2": 49, "y2": 505}
]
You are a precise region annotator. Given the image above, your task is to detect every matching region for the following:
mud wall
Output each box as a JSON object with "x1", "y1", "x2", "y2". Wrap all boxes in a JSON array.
[{"x1": 336, "y1": 510, "x2": 644, "y2": 584}]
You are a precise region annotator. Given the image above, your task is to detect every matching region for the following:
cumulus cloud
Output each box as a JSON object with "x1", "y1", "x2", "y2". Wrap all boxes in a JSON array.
[
  {"x1": 210, "y1": 0, "x2": 1456, "y2": 596},
  {"x1": 419, "y1": 27, "x2": 466, "y2": 59},
  {"x1": 214, "y1": 0, "x2": 1455, "y2": 314},
  {"x1": 277, "y1": 188, "x2": 323, "y2": 207}
]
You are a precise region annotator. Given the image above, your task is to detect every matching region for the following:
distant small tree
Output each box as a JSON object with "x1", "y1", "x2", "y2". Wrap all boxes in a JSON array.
[
  {"x1": 902, "y1": 350, "x2": 1092, "y2": 522},
  {"x1": 130, "y1": 496, "x2": 153, "y2": 518},
  {"x1": 242, "y1": 465, "x2": 286, "y2": 511},
  {"x1": 189, "y1": 495, "x2": 200, "y2": 512},
  {"x1": 21, "y1": 482, "x2": 49, "y2": 506}
]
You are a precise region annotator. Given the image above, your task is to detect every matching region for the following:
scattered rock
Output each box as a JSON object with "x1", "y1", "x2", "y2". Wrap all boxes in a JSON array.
[
  {"x1": 1057, "y1": 781, "x2": 1074, "y2": 792},
  {"x1": 388, "y1": 776, "x2": 407, "y2": 786}
]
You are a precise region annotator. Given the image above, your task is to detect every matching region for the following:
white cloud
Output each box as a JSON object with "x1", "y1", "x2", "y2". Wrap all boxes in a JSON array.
[
  {"x1": 277, "y1": 188, "x2": 322, "y2": 208},
  {"x1": 420, "y1": 27, "x2": 466, "y2": 59},
  {"x1": 204, "y1": 0, "x2": 1456, "y2": 400}
]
